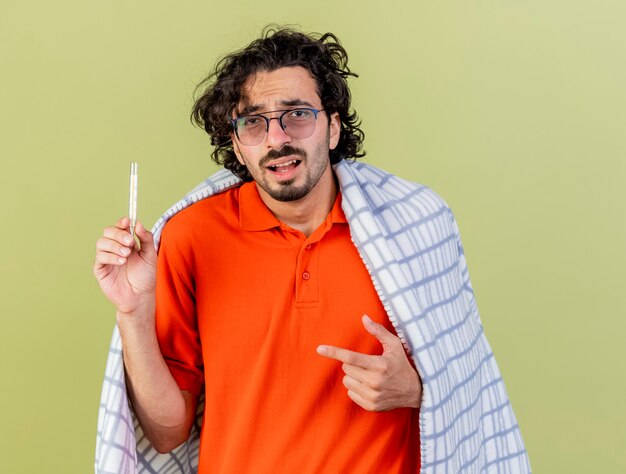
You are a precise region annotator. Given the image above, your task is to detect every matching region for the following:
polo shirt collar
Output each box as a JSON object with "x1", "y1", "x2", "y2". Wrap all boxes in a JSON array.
[{"x1": 239, "y1": 181, "x2": 347, "y2": 231}]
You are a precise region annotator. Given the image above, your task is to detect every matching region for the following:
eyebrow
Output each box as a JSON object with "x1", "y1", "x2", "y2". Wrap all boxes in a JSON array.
[{"x1": 237, "y1": 99, "x2": 317, "y2": 116}]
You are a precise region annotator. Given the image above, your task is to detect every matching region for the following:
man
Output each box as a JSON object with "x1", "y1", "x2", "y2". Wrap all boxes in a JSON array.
[{"x1": 95, "y1": 28, "x2": 530, "y2": 473}]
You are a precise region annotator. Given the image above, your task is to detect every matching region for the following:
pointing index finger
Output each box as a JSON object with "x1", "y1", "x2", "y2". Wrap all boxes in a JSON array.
[{"x1": 316, "y1": 345, "x2": 375, "y2": 369}]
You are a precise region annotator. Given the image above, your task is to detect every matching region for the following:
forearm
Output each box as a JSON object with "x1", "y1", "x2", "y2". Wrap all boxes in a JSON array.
[{"x1": 117, "y1": 303, "x2": 195, "y2": 452}]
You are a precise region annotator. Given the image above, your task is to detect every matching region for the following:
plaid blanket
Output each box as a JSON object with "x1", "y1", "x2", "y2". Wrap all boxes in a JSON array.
[{"x1": 95, "y1": 161, "x2": 531, "y2": 473}]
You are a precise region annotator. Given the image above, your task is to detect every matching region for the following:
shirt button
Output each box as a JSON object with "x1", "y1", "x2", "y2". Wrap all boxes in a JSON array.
[
  {"x1": 302, "y1": 271, "x2": 311, "y2": 280},
  {"x1": 305, "y1": 244, "x2": 312, "y2": 250}
]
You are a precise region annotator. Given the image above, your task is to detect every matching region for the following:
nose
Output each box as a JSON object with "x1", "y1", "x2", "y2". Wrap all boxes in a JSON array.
[{"x1": 265, "y1": 116, "x2": 291, "y2": 149}]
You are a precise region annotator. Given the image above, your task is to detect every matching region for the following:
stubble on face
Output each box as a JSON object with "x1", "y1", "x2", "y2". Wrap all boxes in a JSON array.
[{"x1": 244, "y1": 128, "x2": 331, "y2": 203}]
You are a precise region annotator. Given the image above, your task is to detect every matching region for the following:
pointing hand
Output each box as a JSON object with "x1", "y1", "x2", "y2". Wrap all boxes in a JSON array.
[{"x1": 317, "y1": 315, "x2": 422, "y2": 412}]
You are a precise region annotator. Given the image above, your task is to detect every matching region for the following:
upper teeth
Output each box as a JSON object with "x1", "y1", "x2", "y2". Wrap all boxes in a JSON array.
[{"x1": 272, "y1": 160, "x2": 297, "y2": 168}]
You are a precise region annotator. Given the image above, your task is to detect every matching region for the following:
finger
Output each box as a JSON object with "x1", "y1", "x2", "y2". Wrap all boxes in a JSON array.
[
  {"x1": 342, "y1": 363, "x2": 374, "y2": 383},
  {"x1": 342, "y1": 362, "x2": 390, "y2": 391},
  {"x1": 342, "y1": 375, "x2": 378, "y2": 400},
  {"x1": 116, "y1": 216, "x2": 130, "y2": 230},
  {"x1": 95, "y1": 252, "x2": 127, "y2": 266},
  {"x1": 93, "y1": 250, "x2": 127, "y2": 274},
  {"x1": 96, "y1": 237, "x2": 132, "y2": 258},
  {"x1": 346, "y1": 389, "x2": 379, "y2": 412},
  {"x1": 103, "y1": 226, "x2": 135, "y2": 248},
  {"x1": 114, "y1": 217, "x2": 136, "y2": 249},
  {"x1": 316, "y1": 345, "x2": 374, "y2": 369},
  {"x1": 362, "y1": 314, "x2": 402, "y2": 352},
  {"x1": 134, "y1": 221, "x2": 156, "y2": 256}
]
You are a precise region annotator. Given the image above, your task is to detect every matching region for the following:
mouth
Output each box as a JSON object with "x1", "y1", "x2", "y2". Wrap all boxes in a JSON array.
[{"x1": 266, "y1": 158, "x2": 302, "y2": 176}]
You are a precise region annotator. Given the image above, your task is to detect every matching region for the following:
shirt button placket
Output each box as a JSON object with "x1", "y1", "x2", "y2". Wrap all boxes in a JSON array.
[{"x1": 295, "y1": 240, "x2": 317, "y2": 305}]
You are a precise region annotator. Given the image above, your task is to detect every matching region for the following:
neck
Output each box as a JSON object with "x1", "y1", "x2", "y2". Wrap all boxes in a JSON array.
[{"x1": 256, "y1": 167, "x2": 337, "y2": 237}]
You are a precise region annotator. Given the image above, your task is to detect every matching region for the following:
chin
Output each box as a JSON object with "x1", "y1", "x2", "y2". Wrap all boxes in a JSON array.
[{"x1": 270, "y1": 188, "x2": 310, "y2": 202}]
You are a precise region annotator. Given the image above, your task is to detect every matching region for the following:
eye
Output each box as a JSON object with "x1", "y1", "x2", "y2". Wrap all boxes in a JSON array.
[
  {"x1": 287, "y1": 109, "x2": 313, "y2": 120},
  {"x1": 242, "y1": 116, "x2": 262, "y2": 127}
]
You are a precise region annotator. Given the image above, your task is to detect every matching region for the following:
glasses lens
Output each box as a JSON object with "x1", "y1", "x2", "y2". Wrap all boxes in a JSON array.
[
  {"x1": 281, "y1": 109, "x2": 317, "y2": 139},
  {"x1": 236, "y1": 116, "x2": 266, "y2": 146}
]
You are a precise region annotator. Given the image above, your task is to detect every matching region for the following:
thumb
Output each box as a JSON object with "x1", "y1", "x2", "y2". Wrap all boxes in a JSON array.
[
  {"x1": 362, "y1": 314, "x2": 399, "y2": 352},
  {"x1": 134, "y1": 221, "x2": 156, "y2": 258}
]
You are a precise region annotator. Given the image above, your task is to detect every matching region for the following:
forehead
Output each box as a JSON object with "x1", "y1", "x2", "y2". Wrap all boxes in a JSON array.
[{"x1": 239, "y1": 66, "x2": 320, "y2": 112}]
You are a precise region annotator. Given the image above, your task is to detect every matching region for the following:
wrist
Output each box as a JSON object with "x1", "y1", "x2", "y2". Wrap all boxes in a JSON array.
[
  {"x1": 412, "y1": 378, "x2": 423, "y2": 409},
  {"x1": 406, "y1": 369, "x2": 423, "y2": 409},
  {"x1": 116, "y1": 298, "x2": 156, "y2": 329}
]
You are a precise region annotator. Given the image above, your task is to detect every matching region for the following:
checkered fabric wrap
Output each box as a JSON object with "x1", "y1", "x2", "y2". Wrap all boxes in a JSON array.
[{"x1": 95, "y1": 161, "x2": 530, "y2": 473}]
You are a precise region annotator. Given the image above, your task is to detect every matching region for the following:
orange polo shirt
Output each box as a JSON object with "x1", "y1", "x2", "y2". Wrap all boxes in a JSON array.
[{"x1": 155, "y1": 181, "x2": 420, "y2": 473}]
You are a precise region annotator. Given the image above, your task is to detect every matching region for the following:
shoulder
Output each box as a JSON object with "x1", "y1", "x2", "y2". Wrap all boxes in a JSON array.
[
  {"x1": 335, "y1": 160, "x2": 462, "y2": 255},
  {"x1": 160, "y1": 186, "x2": 241, "y2": 247},
  {"x1": 335, "y1": 160, "x2": 453, "y2": 216},
  {"x1": 152, "y1": 168, "x2": 242, "y2": 248}
]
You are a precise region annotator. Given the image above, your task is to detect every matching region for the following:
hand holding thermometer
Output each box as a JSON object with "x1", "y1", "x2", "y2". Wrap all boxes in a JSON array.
[{"x1": 128, "y1": 162, "x2": 138, "y2": 239}]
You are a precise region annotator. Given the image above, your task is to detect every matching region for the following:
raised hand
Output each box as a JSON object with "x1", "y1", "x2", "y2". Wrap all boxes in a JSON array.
[
  {"x1": 93, "y1": 216, "x2": 157, "y2": 315},
  {"x1": 317, "y1": 315, "x2": 422, "y2": 412}
]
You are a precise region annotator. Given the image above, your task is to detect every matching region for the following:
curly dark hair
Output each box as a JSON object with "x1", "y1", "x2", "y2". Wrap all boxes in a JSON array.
[{"x1": 191, "y1": 26, "x2": 365, "y2": 181}]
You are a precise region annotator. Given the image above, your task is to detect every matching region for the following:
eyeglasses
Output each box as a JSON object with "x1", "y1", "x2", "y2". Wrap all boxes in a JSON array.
[{"x1": 231, "y1": 107, "x2": 325, "y2": 146}]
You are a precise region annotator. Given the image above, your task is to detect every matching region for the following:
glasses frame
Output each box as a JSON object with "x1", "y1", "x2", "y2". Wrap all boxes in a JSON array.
[{"x1": 231, "y1": 107, "x2": 325, "y2": 145}]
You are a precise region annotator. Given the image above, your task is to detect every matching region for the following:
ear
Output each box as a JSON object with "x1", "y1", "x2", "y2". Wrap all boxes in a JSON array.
[
  {"x1": 231, "y1": 134, "x2": 245, "y2": 166},
  {"x1": 328, "y1": 112, "x2": 341, "y2": 150}
]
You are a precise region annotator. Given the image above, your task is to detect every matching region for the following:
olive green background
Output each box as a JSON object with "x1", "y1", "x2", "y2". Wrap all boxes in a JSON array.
[{"x1": 1, "y1": 1, "x2": 625, "y2": 472}]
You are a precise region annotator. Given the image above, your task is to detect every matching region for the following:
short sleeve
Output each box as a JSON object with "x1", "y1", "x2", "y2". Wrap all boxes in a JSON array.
[{"x1": 154, "y1": 220, "x2": 204, "y2": 396}]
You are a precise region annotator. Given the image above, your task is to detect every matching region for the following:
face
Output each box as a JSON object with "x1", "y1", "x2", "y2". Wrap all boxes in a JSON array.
[{"x1": 231, "y1": 67, "x2": 341, "y2": 204}]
